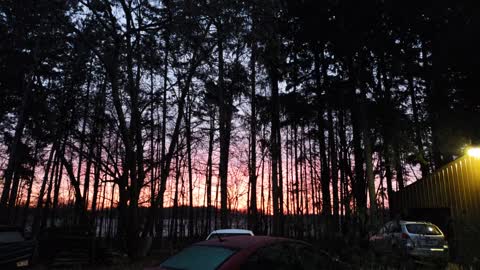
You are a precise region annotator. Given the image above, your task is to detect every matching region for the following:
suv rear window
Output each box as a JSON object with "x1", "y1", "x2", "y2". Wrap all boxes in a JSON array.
[{"x1": 406, "y1": 224, "x2": 442, "y2": 235}]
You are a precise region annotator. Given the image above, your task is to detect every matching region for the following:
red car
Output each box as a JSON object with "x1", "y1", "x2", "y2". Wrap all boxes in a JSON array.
[{"x1": 147, "y1": 235, "x2": 350, "y2": 270}]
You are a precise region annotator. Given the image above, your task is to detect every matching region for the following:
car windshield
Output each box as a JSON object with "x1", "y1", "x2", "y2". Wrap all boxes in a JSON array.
[
  {"x1": 406, "y1": 224, "x2": 442, "y2": 235},
  {"x1": 161, "y1": 245, "x2": 236, "y2": 270},
  {"x1": 0, "y1": 231, "x2": 24, "y2": 243}
]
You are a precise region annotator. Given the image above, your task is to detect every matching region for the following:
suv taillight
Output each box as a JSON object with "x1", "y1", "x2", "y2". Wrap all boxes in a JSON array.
[{"x1": 401, "y1": 233, "x2": 409, "y2": 239}]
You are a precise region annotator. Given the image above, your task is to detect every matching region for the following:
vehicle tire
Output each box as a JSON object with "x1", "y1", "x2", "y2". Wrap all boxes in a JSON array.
[
  {"x1": 436, "y1": 262, "x2": 448, "y2": 270},
  {"x1": 391, "y1": 245, "x2": 404, "y2": 266},
  {"x1": 30, "y1": 241, "x2": 40, "y2": 266},
  {"x1": 366, "y1": 249, "x2": 376, "y2": 263},
  {"x1": 399, "y1": 257, "x2": 415, "y2": 270},
  {"x1": 371, "y1": 243, "x2": 382, "y2": 258}
]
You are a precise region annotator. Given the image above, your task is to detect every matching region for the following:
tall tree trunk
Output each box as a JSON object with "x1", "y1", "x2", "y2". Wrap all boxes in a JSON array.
[
  {"x1": 32, "y1": 145, "x2": 56, "y2": 235},
  {"x1": 425, "y1": 31, "x2": 453, "y2": 168},
  {"x1": 185, "y1": 93, "x2": 194, "y2": 237},
  {"x1": 294, "y1": 125, "x2": 300, "y2": 217},
  {"x1": 43, "y1": 153, "x2": 59, "y2": 229},
  {"x1": 408, "y1": 75, "x2": 429, "y2": 178},
  {"x1": 156, "y1": 19, "x2": 170, "y2": 239},
  {"x1": 148, "y1": 67, "x2": 156, "y2": 236},
  {"x1": 171, "y1": 150, "x2": 181, "y2": 240},
  {"x1": 22, "y1": 145, "x2": 39, "y2": 230},
  {"x1": 352, "y1": 106, "x2": 366, "y2": 221},
  {"x1": 328, "y1": 106, "x2": 339, "y2": 218},
  {"x1": 218, "y1": 30, "x2": 232, "y2": 229},
  {"x1": 347, "y1": 57, "x2": 367, "y2": 225},
  {"x1": 1, "y1": 74, "x2": 32, "y2": 220},
  {"x1": 51, "y1": 149, "x2": 65, "y2": 226},
  {"x1": 338, "y1": 104, "x2": 350, "y2": 224},
  {"x1": 277, "y1": 119, "x2": 284, "y2": 233},
  {"x1": 299, "y1": 127, "x2": 304, "y2": 217},
  {"x1": 82, "y1": 77, "x2": 105, "y2": 214},
  {"x1": 76, "y1": 64, "x2": 92, "y2": 201},
  {"x1": 302, "y1": 126, "x2": 309, "y2": 216},
  {"x1": 361, "y1": 106, "x2": 377, "y2": 225},
  {"x1": 7, "y1": 171, "x2": 21, "y2": 222},
  {"x1": 285, "y1": 127, "x2": 290, "y2": 217},
  {"x1": 90, "y1": 139, "x2": 103, "y2": 223},
  {"x1": 394, "y1": 141, "x2": 404, "y2": 190},
  {"x1": 83, "y1": 143, "x2": 94, "y2": 209},
  {"x1": 384, "y1": 144, "x2": 394, "y2": 210},
  {"x1": 308, "y1": 131, "x2": 316, "y2": 217},
  {"x1": 260, "y1": 145, "x2": 265, "y2": 218},
  {"x1": 314, "y1": 46, "x2": 331, "y2": 215},
  {"x1": 205, "y1": 107, "x2": 215, "y2": 234},
  {"x1": 60, "y1": 150, "x2": 87, "y2": 224},
  {"x1": 98, "y1": 181, "x2": 107, "y2": 237},
  {"x1": 377, "y1": 54, "x2": 395, "y2": 213},
  {"x1": 269, "y1": 64, "x2": 281, "y2": 235},
  {"x1": 152, "y1": 56, "x2": 201, "y2": 241},
  {"x1": 248, "y1": 34, "x2": 258, "y2": 232}
]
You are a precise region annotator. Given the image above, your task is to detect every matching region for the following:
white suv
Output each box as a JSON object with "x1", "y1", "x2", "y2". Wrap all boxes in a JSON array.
[{"x1": 369, "y1": 220, "x2": 449, "y2": 268}]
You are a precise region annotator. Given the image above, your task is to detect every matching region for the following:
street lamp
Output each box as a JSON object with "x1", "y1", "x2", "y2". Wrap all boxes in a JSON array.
[{"x1": 467, "y1": 147, "x2": 480, "y2": 158}]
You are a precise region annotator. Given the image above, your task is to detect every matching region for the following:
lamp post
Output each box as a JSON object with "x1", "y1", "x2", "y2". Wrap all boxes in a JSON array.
[{"x1": 466, "y1": 147, "x2": 480, "y2": 158}]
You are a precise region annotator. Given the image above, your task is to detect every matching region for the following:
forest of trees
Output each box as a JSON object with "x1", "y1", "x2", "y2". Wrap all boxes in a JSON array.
[{"x1": 0, "y1": 0, "x2": 478, "y2": 257}]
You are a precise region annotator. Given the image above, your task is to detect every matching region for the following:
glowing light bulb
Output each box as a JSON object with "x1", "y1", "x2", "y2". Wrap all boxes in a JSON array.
[{"x1": 467, "y1": 147, "x2": 480, "y2": 158}]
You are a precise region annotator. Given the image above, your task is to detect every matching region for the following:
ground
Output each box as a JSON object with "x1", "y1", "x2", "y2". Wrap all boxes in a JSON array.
[
  {"x1": 28, "y1": 249, "x2": 468, "y2": 270},
  {"x1": 27, "y1": 237, "x2": 474, "y2": 270}
]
